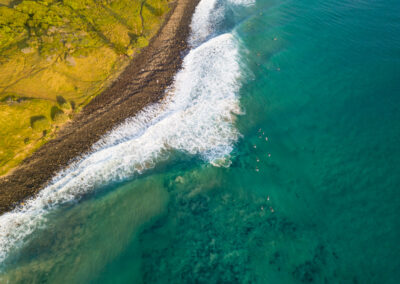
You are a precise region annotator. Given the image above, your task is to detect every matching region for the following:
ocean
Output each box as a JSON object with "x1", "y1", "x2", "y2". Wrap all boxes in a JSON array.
[{"x1": 0, "y1": 0, "x2": 399, "y2": 282}]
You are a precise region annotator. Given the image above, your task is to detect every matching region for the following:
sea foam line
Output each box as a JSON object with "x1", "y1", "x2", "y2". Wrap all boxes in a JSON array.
[{"x1": 0, "y1": 0, "x2": 253, "y2": 265}]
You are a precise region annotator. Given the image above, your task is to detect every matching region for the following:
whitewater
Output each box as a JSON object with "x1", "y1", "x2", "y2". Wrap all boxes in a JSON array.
[{"x1": 0, "y1": 0, "x2": 253, "y2": 264}]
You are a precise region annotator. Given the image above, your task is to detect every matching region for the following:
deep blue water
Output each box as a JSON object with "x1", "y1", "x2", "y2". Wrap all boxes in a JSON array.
[{"x1": 0, "y1": 0, "x2": 399, "y2": 283}]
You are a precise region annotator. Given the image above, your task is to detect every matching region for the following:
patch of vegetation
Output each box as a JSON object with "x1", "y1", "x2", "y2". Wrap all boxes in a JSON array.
[
  {"x1": 50, "y1": 105, "x2": 68, "y2": 122},
  {"x1": 0, "y1": 0, "x2": 170, "y2": 175},
  {"x1": 30, "y1": 115, "x2": 50, "y2": 131}
]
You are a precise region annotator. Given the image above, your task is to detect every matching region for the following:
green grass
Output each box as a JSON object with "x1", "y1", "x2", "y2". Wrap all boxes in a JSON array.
[{"x1": 0, "y1": 0, "x2": 170, "y2": 175}]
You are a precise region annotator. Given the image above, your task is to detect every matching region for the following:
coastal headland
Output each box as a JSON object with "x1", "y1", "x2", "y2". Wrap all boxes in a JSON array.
[
  {"x1": 0, "y1": 0, "x2": 171, "y2": 176},
  {"x1": 0, "y1": 0, "x2": 200, "y2": 214}
]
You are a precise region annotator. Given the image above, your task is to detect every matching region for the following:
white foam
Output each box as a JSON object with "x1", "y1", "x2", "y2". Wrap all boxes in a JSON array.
[
  {"x1": 0, "y1": 0, "x2": 251, "y2": 264},
  {"x1": 189, "y1": 0, "x2": 222, "y2": 46},
  {"x1": 189, "y1": 0, "x2": 255, "y2": 47}
]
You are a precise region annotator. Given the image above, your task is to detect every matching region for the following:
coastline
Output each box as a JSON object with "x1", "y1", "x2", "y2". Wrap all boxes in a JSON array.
[{"x1": 0, "y1": 0, "x2": 200, "y2": 215}]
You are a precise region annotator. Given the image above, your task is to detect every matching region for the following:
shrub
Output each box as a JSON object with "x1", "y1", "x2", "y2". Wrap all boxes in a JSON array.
[{"x1": 30, "y1": 115, "x2": 50, "y2": 132}]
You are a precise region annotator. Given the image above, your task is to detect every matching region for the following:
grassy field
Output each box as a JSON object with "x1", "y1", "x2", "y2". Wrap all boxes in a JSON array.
[{"x1": 0, "y1": 0, "x2": 170, "y2": 175}]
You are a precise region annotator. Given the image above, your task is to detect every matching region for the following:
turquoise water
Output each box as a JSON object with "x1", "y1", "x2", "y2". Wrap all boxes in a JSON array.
[{"x1": 1, "y1": 0, "x2": 400, "y2": 282}]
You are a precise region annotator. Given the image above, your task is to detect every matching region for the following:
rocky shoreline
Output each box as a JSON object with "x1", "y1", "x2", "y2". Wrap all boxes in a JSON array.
[{"x1": 0, "y1": 0, "x2": 200, "y2": 214}]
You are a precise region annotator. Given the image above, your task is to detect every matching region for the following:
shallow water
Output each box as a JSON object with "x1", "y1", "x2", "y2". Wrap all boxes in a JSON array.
[{"x1": 1, "y1": 0, "x2": 399, "y2": 282}]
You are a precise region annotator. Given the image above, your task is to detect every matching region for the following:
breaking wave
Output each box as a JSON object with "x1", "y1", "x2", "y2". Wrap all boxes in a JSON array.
[{"x1": 0, "y1": 0, "x2": 254, "y2": 264}]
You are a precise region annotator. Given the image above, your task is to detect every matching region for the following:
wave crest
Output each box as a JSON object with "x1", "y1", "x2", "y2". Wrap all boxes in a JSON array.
[{"x1": 0, "y1": 0, "x2": 250, "y2": 265}]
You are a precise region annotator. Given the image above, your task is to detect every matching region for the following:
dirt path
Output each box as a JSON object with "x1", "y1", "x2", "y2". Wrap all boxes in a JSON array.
[{"x1": 0, "y1": 0, "x2": 200, "y2": 214}]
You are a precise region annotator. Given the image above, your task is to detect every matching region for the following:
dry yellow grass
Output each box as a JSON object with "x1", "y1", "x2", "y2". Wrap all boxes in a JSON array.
[{"x1": 0, "y1": 0, "x2": 170, "y2": 175}]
